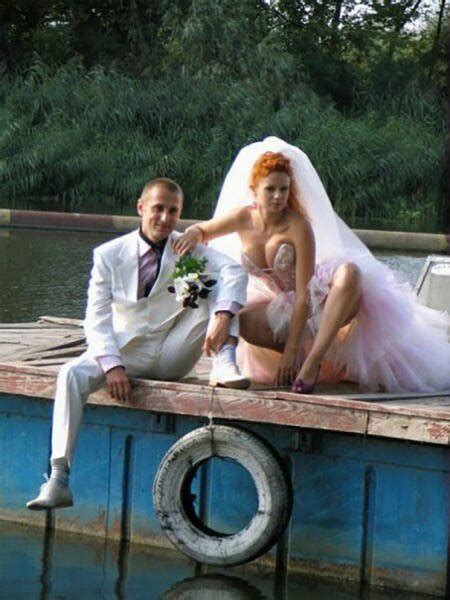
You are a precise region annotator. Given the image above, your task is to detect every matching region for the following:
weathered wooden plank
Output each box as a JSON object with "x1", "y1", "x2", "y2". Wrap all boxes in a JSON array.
[
  {"x1": 367, "y1": 412, "x2": 450, "y2": 445},
  {"x1": 87, "y1": 385, "x2": 368, "y2": 433},
  {"x1": 90, "y1": 383, "x2": 214, "y2": 419},
  {"x1": 0, "y1": 322, "x2": 71, "y2": 329},
  {"x1": 67, "y1": 379, "x2": 369, "y2": 434},
  {"x1": 0, "y1": 336, "x2": 77, "y2": 349},
  {"x1": 0, "y1": 365, "x2": 210, "y2": 401},
  {"x1": 0, "y1": 344, "x2": 22, "y2": 352},
  {"x1": 210, "y1": 390, "x2": 368, "y2": 433},
  {"x1": 279, "y1": 389, "x2": 449, "y2": 418},
  {"x1": 16, "y1": 359, "x2": 69, "y2": 367},
  {"x1": 38, "y1": 316, "x2": 83, "y2": 327},
  {"x1": 0, "y1": 334, "x2": 85, "y2": 363},
  {"x1": 0, "y1": 351, "x2": 30, "y2": 362},
  {"x1": 266, "y1": 389, "x2": 450, "y2": 421},
  {"x1": 1, "y1": 361, "x2": 449, "y2": 418},
  {"x1": 0, "y1": 346, "x2": 64, "y2": 361},
  {"x1": 382, "y1": 397, "x2": 450, "y2": 409},
  {"x1": 18, "y1": 343, "x2": 86, "y2": 362},
  {"x1": 0, "y1": 367, "x2": 56, "y2": 398},
  {"x1": 0, "y1": 329, "x2": 75, "y2": 338},
  {"x1": 343, "y1": 390, "x2": 450, "y2": 401},
  {"x1": 0, "y1": 339, "x2": 73, "y2": 346},
  {"x1": 0, "y1": 364, "x2": 448, "y2": 443},
  {"x1": 18, "y1": 335, "x2": 85, "y2": 350},
  {"x1": 0, "y1": 335, "x2": 33, "y2": 343}
]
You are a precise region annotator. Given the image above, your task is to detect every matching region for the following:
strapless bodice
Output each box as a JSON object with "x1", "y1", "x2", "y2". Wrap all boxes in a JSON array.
[{"x1": 241, "y1": 243, "x2": 295, "y2": 292}]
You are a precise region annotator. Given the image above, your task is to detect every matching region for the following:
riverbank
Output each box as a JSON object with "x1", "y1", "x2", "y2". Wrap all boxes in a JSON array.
[{"x1": 1, "y1": 208, "x2": 449, "y2": 253}]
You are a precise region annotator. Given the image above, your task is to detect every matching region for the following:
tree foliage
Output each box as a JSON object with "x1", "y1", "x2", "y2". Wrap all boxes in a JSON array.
[
  {"x1": 0, "y1": 0, "x2": 448, "y2": 229},
  {"x1": 1, "y1": 1, "x2": 446, "y2": 96}
]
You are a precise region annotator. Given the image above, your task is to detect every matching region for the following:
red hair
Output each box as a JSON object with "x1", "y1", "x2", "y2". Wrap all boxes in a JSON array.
[{"x1": 249, "y1": 151, "x2": 307, "y2": 218}]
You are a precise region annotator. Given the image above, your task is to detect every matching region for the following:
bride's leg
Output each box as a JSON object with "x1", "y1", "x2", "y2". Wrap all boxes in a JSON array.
[
  {"x1": 297, "y1": 262, "x2": 362, "y2": 383},
  {"x1": 239, "y1": 302, "x2": 284, "y2": 352}
]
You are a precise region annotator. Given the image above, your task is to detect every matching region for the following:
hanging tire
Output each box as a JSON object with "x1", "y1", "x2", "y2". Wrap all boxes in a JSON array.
[{"x1": 153, "y1": 425, "x2": 292, "y2": 566}]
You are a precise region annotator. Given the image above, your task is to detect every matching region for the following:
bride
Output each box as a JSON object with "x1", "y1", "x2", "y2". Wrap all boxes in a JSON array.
[{"x1": 173, "y1": 137, "x2": 450, "y2": 393}]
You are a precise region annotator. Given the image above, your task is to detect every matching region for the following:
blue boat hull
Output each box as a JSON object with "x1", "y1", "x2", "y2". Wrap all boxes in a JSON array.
[{"x1": 0, "y1": 393, "x2": 448, "y2": 596}]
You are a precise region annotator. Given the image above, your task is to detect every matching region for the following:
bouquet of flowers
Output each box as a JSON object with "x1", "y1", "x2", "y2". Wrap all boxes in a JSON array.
[{"x1": 168, "y1": 253, "x2": 217, "y2": 308}]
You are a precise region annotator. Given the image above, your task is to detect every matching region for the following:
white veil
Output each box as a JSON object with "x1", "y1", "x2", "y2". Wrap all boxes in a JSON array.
[{"x1": 209, "y1": 136, "x2": 374, "y2": 267}]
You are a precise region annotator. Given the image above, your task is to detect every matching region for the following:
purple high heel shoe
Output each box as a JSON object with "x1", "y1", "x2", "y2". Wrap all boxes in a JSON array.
[
  {"x1": 291, "y1": 364, "x2": 321, "y2": 394},
  {"x1": 291, "y1": 377, "x2": 315, "y2": 394}
]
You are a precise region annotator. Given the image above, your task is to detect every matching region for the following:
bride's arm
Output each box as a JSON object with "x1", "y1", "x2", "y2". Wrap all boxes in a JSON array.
[
  {"x1": 173, "y1": 207, "x2": 249, "y2": 255},
  {"x1": 276, "y1": 219, "x2": 315, "y2": 386}
]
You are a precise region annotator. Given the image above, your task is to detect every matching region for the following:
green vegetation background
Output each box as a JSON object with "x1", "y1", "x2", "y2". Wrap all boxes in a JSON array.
[{"x1": 0, "y1": 1, "x2": 448, "y2": 230}]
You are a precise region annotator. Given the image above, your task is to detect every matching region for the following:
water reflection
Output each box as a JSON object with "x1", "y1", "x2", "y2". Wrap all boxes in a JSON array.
[
  {"x1": 0, "y1": 521, "x2": 433, "y2": 600},
  {"x1": 160, "y1": 573, "x2": 267, "y2": 599},
  {"x1": 115, "y1": 538, "x2": 130, "y2": 600},
  {"x1": 39, "y1": 512, "x2": 55, "y2": 600}
]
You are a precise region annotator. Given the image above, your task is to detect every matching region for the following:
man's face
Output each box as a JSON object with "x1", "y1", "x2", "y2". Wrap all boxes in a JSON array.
[{"x1": 137, "y1": 185, "x2": 183, "y2": 243}]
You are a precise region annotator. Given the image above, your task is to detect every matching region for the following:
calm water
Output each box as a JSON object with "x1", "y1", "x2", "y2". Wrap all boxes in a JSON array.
[
  {"x1": 0, "y1": 229, "x2": 111, "y2": 323},
  {"x1": 0, "y1": 522, "x2": 430, "y2": 600},
  {"x1": 0, "y1": 228, "x2": 427, "y2": 323}
]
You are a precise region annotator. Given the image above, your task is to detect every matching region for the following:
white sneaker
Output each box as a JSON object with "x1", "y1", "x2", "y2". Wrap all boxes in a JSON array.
[
  {"x1": 209, "y1": 357, "x2": 250, "y2": 389},
  {"x1": 27, "y1": 477, "x2": 73, "y2": 511}
]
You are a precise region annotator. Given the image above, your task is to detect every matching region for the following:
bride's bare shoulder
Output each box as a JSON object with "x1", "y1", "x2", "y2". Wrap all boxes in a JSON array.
[
  {"x1": 236, "y1": 205, "x2": 253, "y2": 216},
  {"x1": 229, "y1": 205, "x2": 253, "y2": 225},
  {"x1": 285, "y1": 212, "x2": 314, "y2": 254}
]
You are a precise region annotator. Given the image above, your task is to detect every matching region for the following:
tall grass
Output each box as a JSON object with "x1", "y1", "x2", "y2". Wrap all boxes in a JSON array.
[{"x1": 0, "y1": 62, "x2": 445, "y2": 230}]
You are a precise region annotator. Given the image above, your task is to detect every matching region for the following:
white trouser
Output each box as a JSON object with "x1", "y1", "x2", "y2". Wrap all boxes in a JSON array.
[{"x1": 51, "y1": 304, "x2": 238, "y2": 465}]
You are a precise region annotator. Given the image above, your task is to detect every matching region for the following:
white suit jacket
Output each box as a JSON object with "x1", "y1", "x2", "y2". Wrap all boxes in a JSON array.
[{"x1": 83, "y1": 229, "x2": 247, "y2": 358}]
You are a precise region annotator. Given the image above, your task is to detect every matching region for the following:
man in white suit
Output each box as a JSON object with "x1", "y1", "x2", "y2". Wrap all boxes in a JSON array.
[{"x1": 27, "y1": 178, "x2": 249, "y2": 510}]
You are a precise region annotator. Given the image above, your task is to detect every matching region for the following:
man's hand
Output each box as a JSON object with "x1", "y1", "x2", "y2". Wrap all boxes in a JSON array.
[
  {"x1": 106, "y1": 366, "x2": 132, "y2": 403},
  {"x1": 203, "y1": 312, "x2": 232, "y2": 356}
]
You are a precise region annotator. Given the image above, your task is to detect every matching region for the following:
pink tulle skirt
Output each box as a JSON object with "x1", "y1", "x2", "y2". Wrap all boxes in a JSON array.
[{"x1": 237, "y1": 257, "x2": 450, "y2": 392}]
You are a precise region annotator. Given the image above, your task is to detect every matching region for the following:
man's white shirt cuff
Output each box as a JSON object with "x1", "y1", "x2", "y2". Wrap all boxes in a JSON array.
[
  {"x1": 214, "y1": 301, "x2": 242, "y2": 316},
  {"x1": 97, "y1": 355, "x2": 124, "y2": 373}
]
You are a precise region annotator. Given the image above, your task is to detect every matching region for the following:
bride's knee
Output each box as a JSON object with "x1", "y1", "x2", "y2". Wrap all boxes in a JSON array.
[
  {"x1": 239, "y1": 307, "x2": 266, "y2": 343},
  {"x1": 333, "y1": 262, "x2": 362, "y2": 292}
]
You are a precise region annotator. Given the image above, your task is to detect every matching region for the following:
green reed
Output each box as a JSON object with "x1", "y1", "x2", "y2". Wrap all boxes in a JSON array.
[{"x1": 0, "y1": 62, "x2": 444, "y2": 230}]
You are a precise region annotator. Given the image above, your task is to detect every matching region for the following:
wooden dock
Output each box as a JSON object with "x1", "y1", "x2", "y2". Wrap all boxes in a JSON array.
[{"x1": 0, "y1": 317, "x2": 448, "y2": 446}]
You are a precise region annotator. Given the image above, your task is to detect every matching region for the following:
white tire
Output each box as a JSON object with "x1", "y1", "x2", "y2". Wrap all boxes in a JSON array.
[{"x1": 153, "y1": 425, "x2": 291, "y2": 566}]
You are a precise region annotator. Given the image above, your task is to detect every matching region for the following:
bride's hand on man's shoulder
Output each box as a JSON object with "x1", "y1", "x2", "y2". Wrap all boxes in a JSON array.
[{"x1": 173, "y1": 225, "x2": 203, "y2": 255}]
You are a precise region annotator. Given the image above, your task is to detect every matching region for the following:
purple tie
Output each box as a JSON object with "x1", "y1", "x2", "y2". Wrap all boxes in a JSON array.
[{"x1": 138, "y1": 249, "x2": 159, "y2": 299}]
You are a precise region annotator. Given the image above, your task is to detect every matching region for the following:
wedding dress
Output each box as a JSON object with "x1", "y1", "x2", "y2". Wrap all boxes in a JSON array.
[{"x1": 210, "y1": 137, "x2": 450, "y2": 392}]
